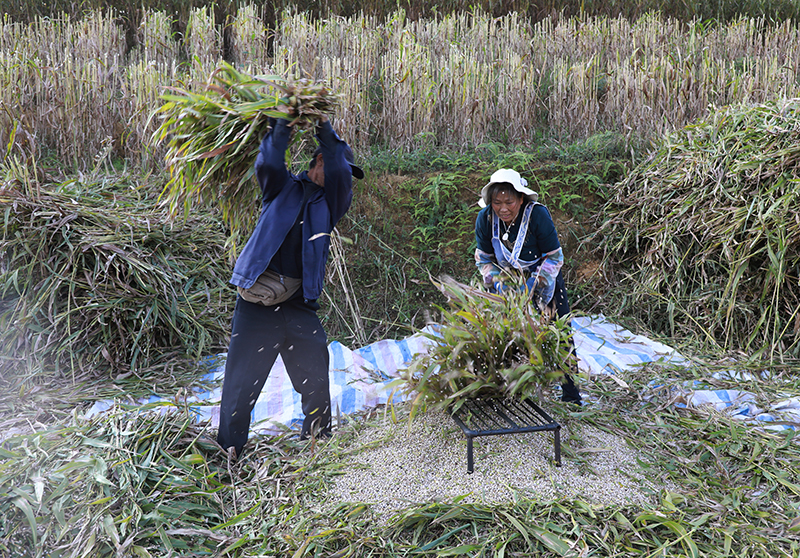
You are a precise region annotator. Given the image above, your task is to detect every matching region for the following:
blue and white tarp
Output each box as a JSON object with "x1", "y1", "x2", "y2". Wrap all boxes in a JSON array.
[
  {"x1": 572, "y1": 316, "x2": 799, "y2": 432},
  {"x1": 665, "y1": 382, "x2": 800, "y2": 432},
  {"x1": 86, "y1": 326, "x2": 434, "y2": 435},
  {"x1": 85, "y1": 315, "x2": 799, "y2": 435},
  {"x1": 572, "y1": 315, "x2": 687, "y2": 375}
]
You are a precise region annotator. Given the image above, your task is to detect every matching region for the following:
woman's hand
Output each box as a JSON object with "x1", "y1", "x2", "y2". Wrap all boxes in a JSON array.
[{"x1": 524, "y1": 274, "x2": 545, "y2": 293}]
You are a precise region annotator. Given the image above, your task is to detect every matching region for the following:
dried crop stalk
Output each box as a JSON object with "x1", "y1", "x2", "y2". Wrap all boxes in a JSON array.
[
  {"x1": 186, "y1": 5, "x2": 220, "y2": 68},
  {"x1": 135, "y1": 9, "x2": 180, "y2": 67},
  {"x1": 230, "y1": 4, "x2": 269, "y2": 67}
]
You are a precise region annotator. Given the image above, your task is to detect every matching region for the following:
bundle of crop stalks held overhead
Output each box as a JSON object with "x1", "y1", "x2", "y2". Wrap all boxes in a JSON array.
[{"x1": 151, "y1": 62, "x2": 340, "y2": 253}]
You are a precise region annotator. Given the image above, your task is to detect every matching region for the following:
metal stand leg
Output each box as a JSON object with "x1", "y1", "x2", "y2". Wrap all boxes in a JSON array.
[
  {"x1": 466, "y1": 436, "x2": 474, "y2": 474},
  {"x1": 554, "y1": 426, "x2": 561, "y2": 467}
]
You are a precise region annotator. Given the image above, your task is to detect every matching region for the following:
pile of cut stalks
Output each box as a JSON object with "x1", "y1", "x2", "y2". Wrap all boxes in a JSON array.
[
  {"x1": 0, "y1": 176, "x2": 232, "y2": 384},
  {"x1": 600, "y1": 98, "x2": 800, "y2": 360}
]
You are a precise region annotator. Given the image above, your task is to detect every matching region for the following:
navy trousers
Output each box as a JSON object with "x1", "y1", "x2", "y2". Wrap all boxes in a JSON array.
[
  {"x1": 550, "y1": 271, "x2": 582, "y2": 403},
  {"x1": 217, "y1": 296, "x2": 331, "y2": 456}
]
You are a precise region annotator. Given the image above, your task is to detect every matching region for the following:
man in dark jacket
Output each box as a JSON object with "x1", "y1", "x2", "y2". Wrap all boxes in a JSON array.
[{"x1": 217, "y1": 112, "x2": 363, "y2": 459}]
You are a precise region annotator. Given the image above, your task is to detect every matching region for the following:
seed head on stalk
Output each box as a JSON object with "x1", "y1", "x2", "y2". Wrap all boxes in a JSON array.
[{"x1": 150, "y1": 62, "x2": 341, "y2": 258}]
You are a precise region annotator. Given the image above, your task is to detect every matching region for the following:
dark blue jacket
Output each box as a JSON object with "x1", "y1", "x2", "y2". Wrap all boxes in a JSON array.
[
  {"x1": 475, "y1": 201, "x2": 560, "y2": 262},
  {"x1": 230, "y1": 119, "x2": 354, "y2": 300}
]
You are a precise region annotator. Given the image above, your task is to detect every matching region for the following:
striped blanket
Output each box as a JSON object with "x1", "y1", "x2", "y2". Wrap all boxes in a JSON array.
[{"x1": 85, "y1": 315, "x2": 799, "y2": 435}]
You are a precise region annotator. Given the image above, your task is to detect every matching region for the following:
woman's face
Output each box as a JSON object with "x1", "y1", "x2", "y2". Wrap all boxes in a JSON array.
[{"x1": 491, "y1": 187, "x2": 523, "y2": 224}]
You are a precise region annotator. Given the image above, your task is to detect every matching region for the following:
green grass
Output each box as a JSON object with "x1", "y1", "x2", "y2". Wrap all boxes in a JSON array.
[{"x1": 2, "y1": 356, "x2": 799, "y2": 557}]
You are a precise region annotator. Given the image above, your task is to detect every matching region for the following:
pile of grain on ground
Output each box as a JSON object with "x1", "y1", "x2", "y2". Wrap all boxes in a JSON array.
[{"x1": 326, "y1": 409, "x2": 671, "y2": 517}]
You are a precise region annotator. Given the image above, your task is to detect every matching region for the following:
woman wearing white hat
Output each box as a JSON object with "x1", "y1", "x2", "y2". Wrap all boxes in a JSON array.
[{"x1": 474, "y1": 168, "x2": 582, "y2": 404}]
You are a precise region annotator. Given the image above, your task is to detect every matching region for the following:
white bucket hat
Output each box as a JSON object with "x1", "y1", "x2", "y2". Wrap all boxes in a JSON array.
[{"x1": 478, "y1": 168, "x2": 538, "y2": 208}]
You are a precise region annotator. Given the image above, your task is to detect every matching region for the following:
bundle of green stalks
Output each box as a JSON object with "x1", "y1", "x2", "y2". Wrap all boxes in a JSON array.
[
  {"x1": 598, "y1": 98, "x2": 800, "y2": 360},
  {"x1": 0, "y1": 178, "x2": 232, "y2": 383},
  {"x1": 151, "y1": 62, "x2": 340, "y2": 252},
  {"x1": 398, "y1": 278, "x2": 573, "y2": 415}
]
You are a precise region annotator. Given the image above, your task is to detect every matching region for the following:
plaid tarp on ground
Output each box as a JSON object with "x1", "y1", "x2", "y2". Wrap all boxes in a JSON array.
[{"x1": 85, "y1": 315, "x2": 799, "y2": 435}]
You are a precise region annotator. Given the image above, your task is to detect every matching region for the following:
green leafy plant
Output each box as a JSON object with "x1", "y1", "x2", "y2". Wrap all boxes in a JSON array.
[
  {"x1": 477, "y1": 142, "x2": 539, "y2": 172},
  {"x1": 418, "y1": 171, "x2": 464, "y2": 207},
  {"x1": 397, "y1": 278, "x2": 574, "y2": 416},
  {"x1": 552, "y1": 190, "x2": 582, "y2": 210},
  {"x1": 400, "y1": 171, "x2": 476, "y2": 260}
]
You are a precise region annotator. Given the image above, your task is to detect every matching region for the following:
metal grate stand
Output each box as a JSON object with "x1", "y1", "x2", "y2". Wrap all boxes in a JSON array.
[{"x1": 449, "y1": 397, "x2": 561, "y2": 473}]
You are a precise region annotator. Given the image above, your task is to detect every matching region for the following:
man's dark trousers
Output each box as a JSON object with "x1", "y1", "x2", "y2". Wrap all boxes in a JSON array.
[{"x1": 217, "y1": 296, "x2": 331, "y2": 456}]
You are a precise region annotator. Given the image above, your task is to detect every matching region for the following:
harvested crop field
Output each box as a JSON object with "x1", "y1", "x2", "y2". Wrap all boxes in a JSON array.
[{"x1": 2, "y1": 4, "x2": 800, "y2": 558}]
